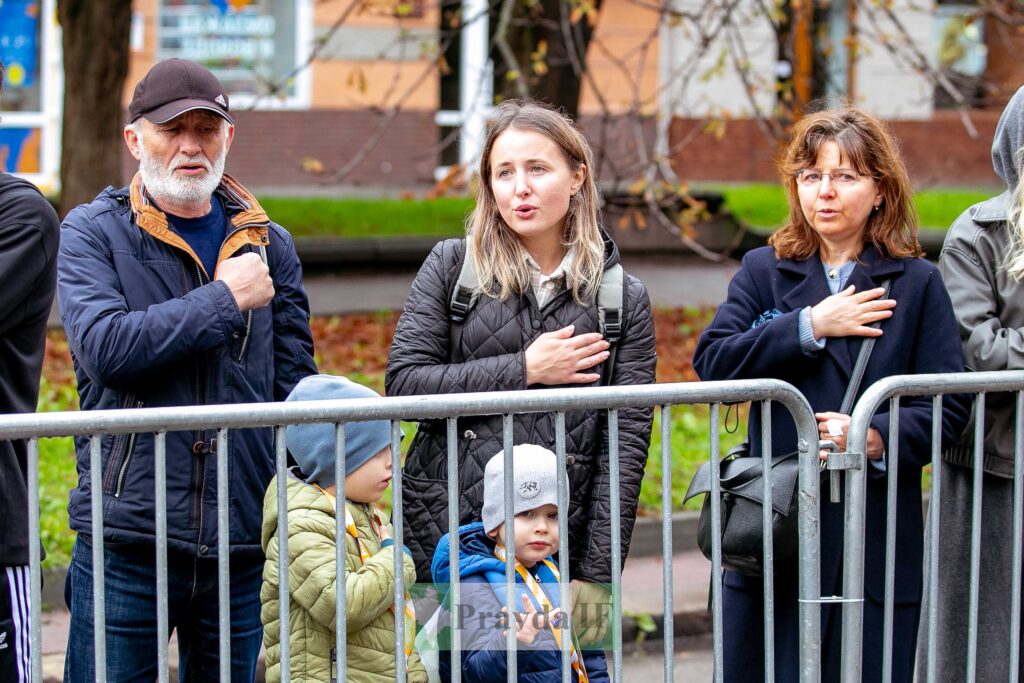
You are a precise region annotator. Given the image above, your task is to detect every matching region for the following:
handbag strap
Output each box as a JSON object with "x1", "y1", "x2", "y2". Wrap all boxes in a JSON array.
[{"x1": 838, "y1": 278, "x2": 892, "y2": 414}]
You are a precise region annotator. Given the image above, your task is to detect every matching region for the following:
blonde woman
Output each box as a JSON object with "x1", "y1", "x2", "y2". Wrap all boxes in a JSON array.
[
  {"x1": 926, "y1": 86, "x2": 1024, "y2": 679},
  {"x1": 385, "y1": 100, "x2": 656, "y2": 595}
]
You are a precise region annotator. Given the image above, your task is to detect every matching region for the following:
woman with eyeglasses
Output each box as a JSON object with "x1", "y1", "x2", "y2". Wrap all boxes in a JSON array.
[{"x1": 693, "y1": 106, "x2": 969, "y2": 682}]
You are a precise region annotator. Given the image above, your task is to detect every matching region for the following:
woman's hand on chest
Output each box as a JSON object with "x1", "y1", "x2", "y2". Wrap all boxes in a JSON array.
[
  {"x1": 524, "y1": 324, "x2": 609, "y2": 386},
  {"x1": 810, "y1": 285, "x2": 896, "y2": 339}
]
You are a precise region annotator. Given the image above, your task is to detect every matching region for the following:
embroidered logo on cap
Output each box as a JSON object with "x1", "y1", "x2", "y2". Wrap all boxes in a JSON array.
[
  {"x1": 215, "y1": 94, "x2": 227, "y2": 106},
  {"x1": 519, "y1": 481, "x2": 539, "y2": 498}
]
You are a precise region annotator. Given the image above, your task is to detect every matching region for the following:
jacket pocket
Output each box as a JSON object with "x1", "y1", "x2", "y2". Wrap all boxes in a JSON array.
[{"x1": 101, "y1": 394, "x2": 145, "y2": 497}]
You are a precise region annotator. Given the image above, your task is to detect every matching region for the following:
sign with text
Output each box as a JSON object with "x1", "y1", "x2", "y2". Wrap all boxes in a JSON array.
[{"x1": 157, "y1": 0, "x2": 298, "y2": 99}]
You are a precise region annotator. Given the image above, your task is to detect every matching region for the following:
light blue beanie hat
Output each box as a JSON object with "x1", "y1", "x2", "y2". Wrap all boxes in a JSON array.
[{"x1": 285, "y1": 375, "x2": 393, "y2": 489}]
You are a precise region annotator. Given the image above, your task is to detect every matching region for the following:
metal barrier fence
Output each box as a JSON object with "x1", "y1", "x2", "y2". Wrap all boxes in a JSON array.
[
  {"x1": 4, "y1": 379, "x2": 824, "y2": 683},
  {"x1": 843, "y1": 370, "x2": 1024, "y2": 683}
]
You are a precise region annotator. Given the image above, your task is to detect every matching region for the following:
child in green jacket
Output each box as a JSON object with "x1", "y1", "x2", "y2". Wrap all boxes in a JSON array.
[{"x1": 260, "y1": 375, "x2": 427, "y2": 682}]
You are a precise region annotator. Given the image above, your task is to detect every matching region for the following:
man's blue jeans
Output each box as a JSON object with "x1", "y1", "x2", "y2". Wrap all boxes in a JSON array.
[{"x1": 63, "y1": 536, "x2": 263, "y2": 683}]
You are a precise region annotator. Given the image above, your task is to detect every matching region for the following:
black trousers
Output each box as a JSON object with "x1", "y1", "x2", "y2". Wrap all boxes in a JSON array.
[{"x1": 0, "y1": 566, "x2": 30, "y2": 683}]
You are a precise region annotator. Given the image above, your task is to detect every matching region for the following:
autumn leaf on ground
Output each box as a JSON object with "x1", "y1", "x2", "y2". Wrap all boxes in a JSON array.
[{"x1": 302, "y1": 157, "x2": 325, "y2": 174}]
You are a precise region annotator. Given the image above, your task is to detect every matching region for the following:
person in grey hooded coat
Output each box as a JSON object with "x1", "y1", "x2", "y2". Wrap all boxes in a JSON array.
[{"x1": 922, "y1": 86, "x2": 1024, "y2": 679}]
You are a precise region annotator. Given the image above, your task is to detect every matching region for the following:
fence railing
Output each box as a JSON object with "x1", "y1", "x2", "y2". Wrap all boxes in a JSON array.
[
  {"x1": 8, "y1": 379, "x2": 824, "y2": 683},
  {"x1": 842, "y1": 370, "x2": 1024, "y2": 683}
]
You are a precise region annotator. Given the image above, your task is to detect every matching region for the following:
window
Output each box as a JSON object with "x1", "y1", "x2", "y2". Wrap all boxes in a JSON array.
[
  {"x1": 0, "y1": 0, "x2": 58, "y2": 189},
  {"x1": 156, "y1": 0, "x2": 311, "y2": 108}
]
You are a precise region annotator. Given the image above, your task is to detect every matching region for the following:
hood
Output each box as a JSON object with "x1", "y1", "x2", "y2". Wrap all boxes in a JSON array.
[
  {"x1": 992, "y1": 86, "x2": 1024, "y2": 190},
  {"x1": 260, "y1": 467, "x2": 334, "y2": 551},
  {"x1": 430, "y1": 522, "x2": 505, "y2": 584},
  {"x1": 599, "y1": 227, "x2": 621, "y2": 269}
]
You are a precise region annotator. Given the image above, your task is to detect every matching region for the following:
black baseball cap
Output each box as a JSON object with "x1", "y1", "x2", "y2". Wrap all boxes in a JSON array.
[{"x1": 128, "y1": 59, "x2": 233, "y2": 125}]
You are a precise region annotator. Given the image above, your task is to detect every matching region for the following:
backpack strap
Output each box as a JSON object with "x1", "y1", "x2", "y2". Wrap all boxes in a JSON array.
[
  {"x1": 598, "y1": 264, "x2": 627, "y2": 386},
  {"x1": 449, "y1": 244, "x2": 479, "y2": 323},
  {"x1": 597, "y1": 264, "x2": 624, "y2": 344},
  {"x1": 448, "y1": 247, "x2": 629, "y2": 382}
]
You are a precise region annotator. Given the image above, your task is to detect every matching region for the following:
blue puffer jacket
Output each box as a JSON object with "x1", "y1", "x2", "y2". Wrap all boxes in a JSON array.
[
  {"x1": 431, "y1": 523, "x2": 609, "y2": 683},
  {"x1": 58, "y1": 173, "x2": 317, "y2": 558}
]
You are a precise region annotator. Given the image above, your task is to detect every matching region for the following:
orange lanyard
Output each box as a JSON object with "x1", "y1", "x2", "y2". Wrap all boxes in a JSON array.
[
  {"x1": 315, "y1": 485, "x2": 416, "y2": 658},
  {"x1": 493, "y1": 543, "x2": 590, "y2": 683}
]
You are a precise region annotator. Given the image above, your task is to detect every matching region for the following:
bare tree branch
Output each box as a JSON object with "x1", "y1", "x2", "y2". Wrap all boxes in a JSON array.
[
  {"x1": 859, "y1": 0, "x2": 979, "y2": 138},
  {"x1": 493, "y1": 0, "x2": 531, "y2": 99}
]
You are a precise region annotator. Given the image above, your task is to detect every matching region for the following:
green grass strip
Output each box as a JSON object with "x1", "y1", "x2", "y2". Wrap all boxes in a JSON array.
[
  {"x1": 257, "y1": 186, "x2": 998, "y2": 240},
  {"x1": 258, "y1": 196, "x2": 473, "y2": 239},
  {"x1": 711, "y1": 183, "x2": 996, "y2": 232}
]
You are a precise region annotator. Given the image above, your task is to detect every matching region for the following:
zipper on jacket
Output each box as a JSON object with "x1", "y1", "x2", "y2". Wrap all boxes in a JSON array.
[
  {"x1": 113, "y1": 399, "x2": 144, "y2": 498},
  {"x1": 102, "y1": 393, "x2": 142, "y2": 495},
  {"x1": 185, "y1": 260, "x2": 211, "y2": 534},
  {"x1": 217, "y1": 223, "x2": 268, "y2": 363},
  {"x1": 238, "y1": 310, "x2": 253, "y2": 362},
  {"x1": 190, "y1": 354, "x2": 204, "y2": 530}
]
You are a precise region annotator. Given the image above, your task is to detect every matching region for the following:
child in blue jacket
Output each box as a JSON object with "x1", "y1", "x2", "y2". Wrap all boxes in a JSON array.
[{"x1": 430, "y1": 445, "x2": 609, "y2": 683}]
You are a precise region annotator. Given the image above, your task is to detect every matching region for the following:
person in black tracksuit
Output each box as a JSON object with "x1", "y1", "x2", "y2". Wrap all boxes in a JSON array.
[{"x1": 0, "y1": 155, "x2": 61, "y2": 680}]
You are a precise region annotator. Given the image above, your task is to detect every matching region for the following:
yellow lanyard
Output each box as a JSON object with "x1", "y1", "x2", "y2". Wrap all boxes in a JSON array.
[
  {"x1": 315, "y1": 485, "x2": 416, "y2": 658},
  {"x1": 493, "y1": 543, "x2": 590, "y2": 683}
]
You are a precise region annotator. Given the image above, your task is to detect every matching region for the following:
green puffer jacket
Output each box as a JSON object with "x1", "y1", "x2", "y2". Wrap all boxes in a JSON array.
[{"x1": 260, "y1": 472, "x2": 427, "y2": 682}]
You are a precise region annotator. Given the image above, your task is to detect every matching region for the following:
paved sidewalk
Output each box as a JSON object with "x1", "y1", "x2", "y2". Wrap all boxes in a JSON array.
[
  {"x1": 302, "y1": 255, "x2": 738, "y2": 316},
  {"x1": 39, "y1": 549, "x2": 713, "y2": 681}
]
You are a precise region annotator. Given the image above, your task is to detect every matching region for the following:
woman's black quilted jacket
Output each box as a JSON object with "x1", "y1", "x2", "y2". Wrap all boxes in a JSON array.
[{"x1": 385, "y1": 236, "x2": 656, "y2": 582}]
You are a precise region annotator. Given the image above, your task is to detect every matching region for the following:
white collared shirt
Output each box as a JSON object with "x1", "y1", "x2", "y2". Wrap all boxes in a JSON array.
[{"x1": 525, "y1": 249, "x2": 575, "y2": 308}]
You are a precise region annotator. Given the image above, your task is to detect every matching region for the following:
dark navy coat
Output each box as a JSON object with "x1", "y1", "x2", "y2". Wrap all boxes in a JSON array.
[
  {"x1": 693, "y1": 245, "x2": 970, "y2": 681},
  {"x1": 58, "y1": 175, "x2": 317, "y2": 557},
  {"x1": 431, "y1": 523, "x2": 609, "y2": 683}
]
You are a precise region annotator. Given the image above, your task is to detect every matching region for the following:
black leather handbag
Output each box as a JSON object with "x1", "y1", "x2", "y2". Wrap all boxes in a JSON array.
[
  {"x1": 684, "y1": 280, "x2": 890, "y2": 576},
  {"x1": 684, "y1": 442, "x2": 802, "y2": 576}
]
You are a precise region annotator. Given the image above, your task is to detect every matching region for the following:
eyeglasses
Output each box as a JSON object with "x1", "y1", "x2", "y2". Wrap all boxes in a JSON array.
[{"x1": 795, "y1": 168, "x2": 869, "y2": 187}]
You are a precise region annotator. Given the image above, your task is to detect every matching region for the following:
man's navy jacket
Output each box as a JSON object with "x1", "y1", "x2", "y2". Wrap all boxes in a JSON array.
[{"x1": 58, "y1": 173, "x2": 317, "y2": 558}]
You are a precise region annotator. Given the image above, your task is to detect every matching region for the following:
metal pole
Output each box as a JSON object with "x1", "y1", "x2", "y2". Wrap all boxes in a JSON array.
[
  {"x1": 216, "y1": 428, "x2": 231, "y2": 682},
  {"x1": 841, "y1": 423, "x2": 868, "y2": 682},
  {"x1": 661, "y1": 405, "x2": 674, "y2": 683},
  {"x1": 155, "y1": 432, "x2": 170, "y2": 683},
  {"x1": 447, "y1": 417, "x2": 462, "y2": 683},
  {"x1": 27, "y1": 438, "x2": 42, "y2": 683},
  {"x1": 609, "y1": 409, "x2": 623, "y2": 683},
  {"x1": 709, "y1": 403, "x2": 724, "y2": 683},
  {"x1": 392, "y1": 420, "x2": 407, "y2": 682},
  {"x1": 797, "y1": 415, "x2": 821, "y2": 683},
  {"x1": 503, "y1": 414, "x2": 516, "y2": 682},
  {"x1": 276, "y1": 427, "x2": 291, "y2": 683},
  {"x1": 966, "y1": 397, "x2": 986, "y2": 683},
  {"x1": 924, "y1": 397, "x2": 942, "y2": 683},
  {"x1": 335, "y1": 423, "x2": 347, "y2": 683},
  {"x1": 761, "y1": 400, "x2": 775, "y2": 682},
  {"x1": 555, "y1": 412, "x2": 571, "y2": 683},
  {"x1": 90, "y1": 435, "x2": 107, "y2": 682},
  {"x1": 1012, "y1": 392, "x2": 1024, "y2": 683}
]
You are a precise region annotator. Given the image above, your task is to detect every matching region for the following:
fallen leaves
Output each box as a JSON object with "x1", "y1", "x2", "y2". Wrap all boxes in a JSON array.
[{"x1": 42, "y1": 306, "x2": 715, "y2": 400}]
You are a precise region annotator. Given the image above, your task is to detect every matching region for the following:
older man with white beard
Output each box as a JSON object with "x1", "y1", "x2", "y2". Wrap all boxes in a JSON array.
[{"x1": 57, "y1": 59, "x2": 317, "y2": 682}]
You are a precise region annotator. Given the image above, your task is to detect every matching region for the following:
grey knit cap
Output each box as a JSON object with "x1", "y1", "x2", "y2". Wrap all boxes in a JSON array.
[
  {"x1": 481, "y1": 444, "x2": 567, "y2": 534},
  {"x1": 285, "y1": 375, "x2": 393, "y2": 489}
]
